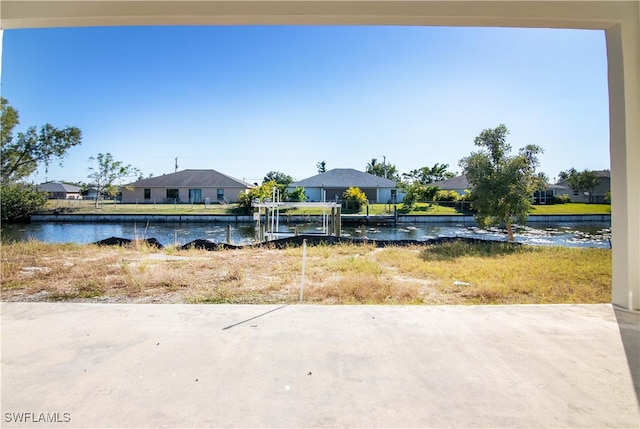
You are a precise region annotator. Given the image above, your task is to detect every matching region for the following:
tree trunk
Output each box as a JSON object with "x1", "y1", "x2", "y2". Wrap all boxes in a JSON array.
[{"x1": 506, "y1": 222, "x2": 514, "y2": 242}]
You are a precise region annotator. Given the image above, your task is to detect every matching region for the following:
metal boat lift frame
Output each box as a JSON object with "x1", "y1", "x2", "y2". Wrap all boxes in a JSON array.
[{"x1": 253, "y1": 197, "x2": 342, "y2": 242}]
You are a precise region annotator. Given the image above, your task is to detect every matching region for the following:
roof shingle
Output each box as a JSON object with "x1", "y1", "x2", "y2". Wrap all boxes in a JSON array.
[
  {"x1": 38, "y1": 182, "x2": 82, "y2": 193},
  {"x1": 290, "y1": 169, "x2": 397, "y2": 188},
  {"x1": 433, "y1": 175, "x2": 470, "y2": 189},
  {"x1": 130, "y1": 170, "x2": 254, "y2": 188}
]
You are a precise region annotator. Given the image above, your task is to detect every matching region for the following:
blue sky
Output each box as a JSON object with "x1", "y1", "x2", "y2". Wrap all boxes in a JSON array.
[{"x1": 1, "y1": 25, "x2": 609, "y2": 185}]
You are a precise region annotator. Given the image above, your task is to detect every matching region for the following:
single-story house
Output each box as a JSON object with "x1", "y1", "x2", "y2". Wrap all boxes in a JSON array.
[
  {"x1": 120, "y1": 169, "x2": 255, "y2": 204},
  {"x1": 38, "y1": 182, "x2": 83, "y2": 199},
  {"x1": 554, "y1": 170, "x2": 611, "y2": 203},
  {"x1": 432, "y1": 175, "x2": 471, "y2": 196},
  {"x1": 288, "y1": 168, "x2": 402, "y2": 203},
  {"x1": 436, "y1": 174, "x2": 569, "y2": 204},
  {"x1": 532, "y1": 183, "x2": 570, "y2": 204},
  {"x1": 82, "y1": 187, "x2": 101, "y2": 200}
]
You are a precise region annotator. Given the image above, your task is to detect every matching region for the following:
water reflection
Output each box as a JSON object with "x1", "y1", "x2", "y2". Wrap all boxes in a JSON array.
[{"x1": 1, "y1": 221, "x2": 612, "y2": 248}]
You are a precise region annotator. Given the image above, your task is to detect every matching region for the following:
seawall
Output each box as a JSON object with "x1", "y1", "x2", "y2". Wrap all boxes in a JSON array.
[{"x1": 29, "y1": 213, "x2": 611, "y2": 224}]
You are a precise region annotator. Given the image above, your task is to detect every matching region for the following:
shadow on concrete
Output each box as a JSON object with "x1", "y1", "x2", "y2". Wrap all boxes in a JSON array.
[
  {"x1": 614, "y1": 306, "x2": 640, "y2": 406},
  {"x1": 222, "y1": 304, "x2": 289, "y2": 330}
]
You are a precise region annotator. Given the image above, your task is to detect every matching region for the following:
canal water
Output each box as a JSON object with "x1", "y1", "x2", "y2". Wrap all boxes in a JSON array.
[{"x1": 1, "y1": 221, "x2": 612, "y2": 248}]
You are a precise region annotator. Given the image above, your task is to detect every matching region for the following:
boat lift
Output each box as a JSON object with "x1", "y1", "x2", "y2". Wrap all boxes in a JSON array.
[{"x1": 252, "y1": 190, "x2": 342, "y2": 242}]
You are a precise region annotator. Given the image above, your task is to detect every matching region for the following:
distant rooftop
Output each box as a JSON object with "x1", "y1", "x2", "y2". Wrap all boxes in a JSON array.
[
  {"x1": 290, "y1": 168, "x2": 398, "y2": 188},
  {"x1": 38, "y1": 182, "x2": 82, "y2": 193},
  {"x1": 433, "y1": 175, "x2": 470, "y2": 189},
  {"x1": 556, "y1": 170, "x2": 611, "y2": 184},
  {"x1": 130, "y1": 169, "x2": 254, "y2": 188}
]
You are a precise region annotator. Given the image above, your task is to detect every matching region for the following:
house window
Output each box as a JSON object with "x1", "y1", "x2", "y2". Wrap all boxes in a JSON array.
[
  {"x1": 189, "y1": 189, "x2": 202, "y2": 203},
  {"x1": 573, "y1": 190, "x2": 579, "y2": 196},
  {"x1": 143, "y1": 189, "x2": 150, "y2": 200},
  {"x1": 217, "y1": 188, "x2": 224, "y2": 202},
  {"x1": 166, "y1": 189, "x2": 179, "y2": 202}
]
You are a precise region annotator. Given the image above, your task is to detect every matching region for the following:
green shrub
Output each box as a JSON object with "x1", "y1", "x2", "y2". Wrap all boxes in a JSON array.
[
  {"x1": 435, "y1": 189, "x2": 460, "y2": 202},
  {"x1": 551, "y1": 194, "x2": 572, "y2": 204},
  {"x1": 286, "y1": 186, "x2": 306, "y2": 202},
  {"x1": 0, "y1": 182, "x2": 48, "y2": 222},
  {"x1": 237, "y1": 181, "x2": 280, "y2": 213},
  {"x1": 343, "y1": 186, "x2": 368, "y2": 210}
]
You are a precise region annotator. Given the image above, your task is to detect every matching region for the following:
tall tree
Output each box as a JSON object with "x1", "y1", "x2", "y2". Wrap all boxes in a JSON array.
[
  {"x1": 0, "y1": 98, "x2": 82, "y2": 221},
  {"x1": 400, "y1": 182, "x2": 439, "y2": 210},
  {"x1": 575, "y1": 170, "x2": 601, "y2": 203},
  {"x1": 1, "y1": 97, "x2": 19, "y2": 148},
  {"x1": 316, "y1": 161, "x2": 327, "y2": 173},
  {"x1": 263, "y1": 171, "x2": 293, "y2": 186},
  {"x1": 1, "y1": 98, "x2": 82, "y2": 183},
  {"x1": 263, "y1": 171, "x2": 294, "y2": 201},
  {"x1": 366, "y1": 157, "x2": 399, "y2": 181},
  {"x1": 88, "y1": 153, "x2": 139, "y2": 208},
  {"x1": 402, "y1": 163, "x2": 456, "y2": 185},
  {"x1": 459, "y1": 124, "x2": 544, "y2": 242},
  {"x1": 557, "y1": 168, "x2": 577, "y2": 182},
  {"x1": 559, "y1": 168, "x2": 601, "y2": 203}
]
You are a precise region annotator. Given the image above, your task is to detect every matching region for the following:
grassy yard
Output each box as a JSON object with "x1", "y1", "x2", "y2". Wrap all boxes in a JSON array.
[
  {"x1": 42, "y1": 199, "x2": 242, "y2": 215},
  {"x1": 529, "y1": 203, "x2": 611, "y2": 215},
  {"x1": 371, "y1": 202, "x2": 611, "y2": 216},
  {"x1": 1, "y1": 240, "x2": 611, "y2": 305},
  {"x1": 41, "y1": 200, "x2": 610, "y2": 216},
  {"x1": 367, "y1": 203, "x2": 461, "y2": 215}
]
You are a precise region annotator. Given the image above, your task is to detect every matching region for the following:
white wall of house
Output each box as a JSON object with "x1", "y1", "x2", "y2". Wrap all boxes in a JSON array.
[
  {"x1": 299, "y1": 187, "x2": 403, "y2": 203},
  {"x1": 377, "y1": 188, "x2": 404, "y2": 204},
  {"x1": 303, "y1": 188, "x2": 323, "y2": 202}
]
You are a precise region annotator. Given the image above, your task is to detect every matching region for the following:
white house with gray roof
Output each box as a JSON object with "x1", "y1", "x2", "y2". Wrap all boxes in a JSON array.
[
  {"x1": 288, "y1": 168, "x2": 402, "y2": 203},
  {"x1": 436, "y1": 174, "x2": 584, "y2": 204},
  {"x1": 120, "y1": 169, "x2": 254, "y2": 204},
  {"x1": 38, "y1": 182, "x2": 83, "y2": 199}
]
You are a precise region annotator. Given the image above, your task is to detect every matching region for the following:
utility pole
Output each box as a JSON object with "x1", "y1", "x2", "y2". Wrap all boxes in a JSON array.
[{"x1": 383, "y1": 155, "x2": 387, "y2": 179}]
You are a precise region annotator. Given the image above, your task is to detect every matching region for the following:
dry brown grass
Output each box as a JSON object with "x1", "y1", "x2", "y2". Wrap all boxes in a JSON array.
[{"x1": 0, "y1": 240, "x2": 611, "y2": 305}]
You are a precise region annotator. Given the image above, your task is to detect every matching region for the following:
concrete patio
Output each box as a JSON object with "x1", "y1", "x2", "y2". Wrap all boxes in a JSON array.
[{"x1": 1, "y1": 302, "x2": 638, "y2": 428}]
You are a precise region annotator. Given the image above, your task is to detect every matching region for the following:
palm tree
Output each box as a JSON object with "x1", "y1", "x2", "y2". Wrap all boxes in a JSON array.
[{"x1": 366, "y1": 158, "x2": 380, "y2": 176}]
